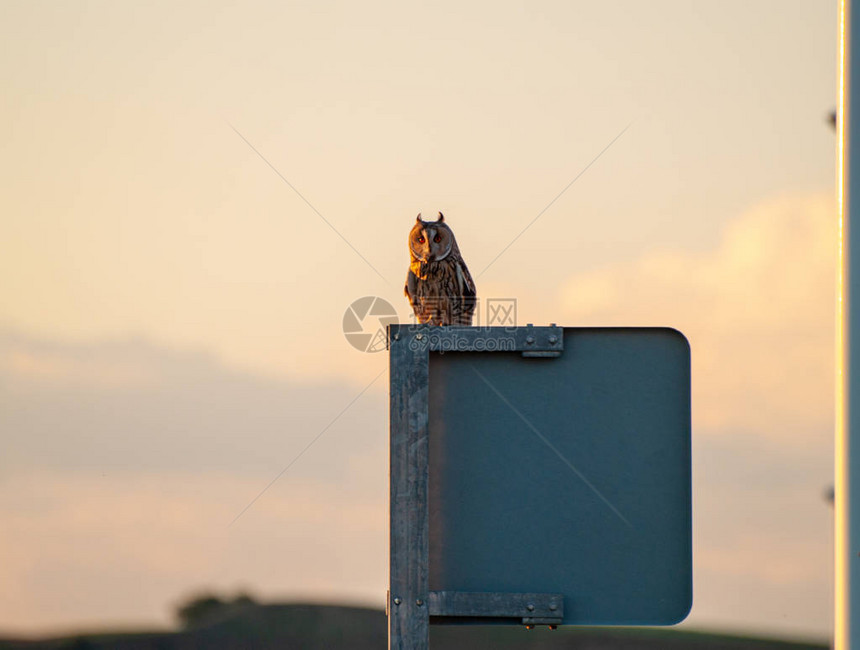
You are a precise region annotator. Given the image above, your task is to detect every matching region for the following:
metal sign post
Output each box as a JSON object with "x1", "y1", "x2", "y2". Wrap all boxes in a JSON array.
[
  {"x1": 388, "y1": 325, "x2": 564, "y2": 650},
  {"x1": 388, "y1": 325, "x2": 691, "y2": 650},
  {"x1": 838, "y1": 1, "x2": 860, "y2": 646}
]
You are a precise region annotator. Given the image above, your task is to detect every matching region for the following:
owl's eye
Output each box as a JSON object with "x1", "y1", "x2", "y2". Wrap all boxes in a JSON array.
[
  {"x1": 418, "y1": 236, "x2": 425, "y2": 244},
  {"x1": 433, "y1": 235, "x2": 442, "y2": 243}
]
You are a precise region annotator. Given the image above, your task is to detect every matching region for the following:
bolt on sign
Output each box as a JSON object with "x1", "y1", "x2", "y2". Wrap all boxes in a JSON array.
[{"x1": 388, "y1": 325, "x2": 691, "y2": 650}]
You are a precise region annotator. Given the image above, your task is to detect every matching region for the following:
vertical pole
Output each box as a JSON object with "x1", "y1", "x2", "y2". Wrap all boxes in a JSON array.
[
  {"x1": 389, "y1": 326, "x2": 430, "y2": 650},
  {"x1": 838, "y1": 1, "x2": 860, "y2": 647}
]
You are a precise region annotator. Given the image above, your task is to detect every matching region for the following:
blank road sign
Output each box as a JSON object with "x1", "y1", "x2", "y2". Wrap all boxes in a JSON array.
[{"x1": 427, "y1": 327, "x2": 692, "y2": 625}]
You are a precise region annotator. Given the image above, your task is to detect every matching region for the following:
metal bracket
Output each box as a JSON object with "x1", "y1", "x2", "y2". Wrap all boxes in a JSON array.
[
  {"x1": 519, "y1": 324, "x2": 563, "y2": 358},
  {"x1": 428, "y1": 591, "x2": 564, "y2": 626}
]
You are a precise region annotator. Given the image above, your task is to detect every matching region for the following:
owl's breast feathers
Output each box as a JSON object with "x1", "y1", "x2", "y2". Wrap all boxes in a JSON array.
[{"x1": 405, "y1": 258, "x2": 476, "y2": 326}]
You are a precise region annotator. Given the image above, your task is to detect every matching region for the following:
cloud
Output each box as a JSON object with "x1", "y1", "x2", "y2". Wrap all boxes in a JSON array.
[
  {"x1": 0, "y1": 330, "x2": 387, "y2": 478},
  {"x1": 0, "y1": 472, "x2": 387, "y2": 634},
  {"x1": 0, "y1": 330, "x2": 389, "y2": 633},
  {"x1": 0, "y1": 331, "x2": 391, "y2": 632},
  {"x1": 685, "y1": 432, "x2": 832, "y2": 637},
  {"x1": 555, "y1": 192, "x2": 836, "y2": 638},
  {"x1": 559, "y1": 192, "x2": 837, "y2": 444}
]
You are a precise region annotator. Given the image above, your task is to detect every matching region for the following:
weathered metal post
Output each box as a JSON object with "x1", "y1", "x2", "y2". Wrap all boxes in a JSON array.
[{"x1": 388, "y1": 326, "x2": 430, "y2": 650}]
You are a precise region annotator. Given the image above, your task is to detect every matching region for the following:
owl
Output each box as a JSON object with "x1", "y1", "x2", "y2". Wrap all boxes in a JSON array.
[{"x1": 405, "y1": 212, "x2": 476, "y2": 326}]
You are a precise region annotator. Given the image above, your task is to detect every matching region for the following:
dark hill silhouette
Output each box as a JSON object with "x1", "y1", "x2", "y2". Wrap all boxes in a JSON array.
[{"x1": 0, "y1": 604, "x2": 827, "y2": 650}]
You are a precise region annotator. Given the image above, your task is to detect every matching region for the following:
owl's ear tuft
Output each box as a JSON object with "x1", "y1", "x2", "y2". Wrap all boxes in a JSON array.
[
  {"x1": 437, "y1": 212, "x2": 444, "y2": 222},
  {"x1": 416, "y1": 213, "x2": 422, "y2": 223}
]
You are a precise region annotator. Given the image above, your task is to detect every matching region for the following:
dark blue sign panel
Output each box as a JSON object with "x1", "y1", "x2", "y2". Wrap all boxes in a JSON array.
[{"x1": 428, "y1": 327, "x2": 691, "y2": 625}]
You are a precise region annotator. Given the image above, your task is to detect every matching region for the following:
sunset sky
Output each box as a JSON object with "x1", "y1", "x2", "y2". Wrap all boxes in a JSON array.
[{"x1": 0, "y1": 0, "x2": 838, "y2": 641}]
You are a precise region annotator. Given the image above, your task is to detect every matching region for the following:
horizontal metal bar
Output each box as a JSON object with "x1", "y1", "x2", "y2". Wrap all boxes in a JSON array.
[
  {"x1": 522, "y1": 617, "x2": 563, "y2": 625},
  {"x1": 388, "y1": 325, "x2": 563, "y2": 356},
  {"x1": 521, "y1": 350, "x2": 563, "y2": 358},
  {"x1": 428, "y1": 591, "x2": 564, "y2": 621}
]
